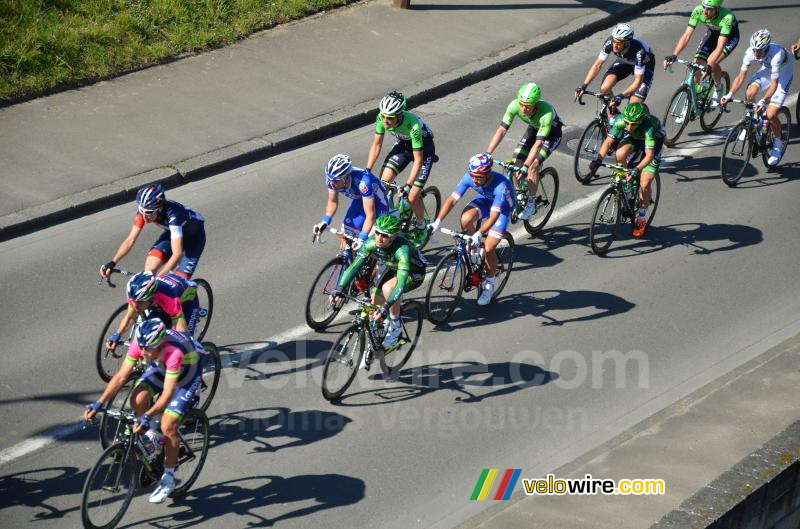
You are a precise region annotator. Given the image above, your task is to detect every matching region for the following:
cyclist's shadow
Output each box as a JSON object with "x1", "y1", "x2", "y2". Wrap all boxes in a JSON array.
[
  {"x1": 600, "y1": 222, "x2": 763, "y2": 257},
  {"x1": 729, "y1": 160, "x2": 800, "y2": 188},
  {"x1": 0, "y1": 466, "x2": 87, "y2": 520},
  {"x1": 218, "y1": 339, "x2": 332, "y2": 381},
  {"x1": 123, "y1": 474, "x2": 365, "y2": 529}
]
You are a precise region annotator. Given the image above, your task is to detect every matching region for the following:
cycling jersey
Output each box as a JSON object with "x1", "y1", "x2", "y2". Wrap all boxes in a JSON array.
[
  {"x1": 598, "y1": 37, "x2": 655, "y2": 75},
  {"x1": 127, "y1": 273, "x2": 198, "y2": 331},
  {"x1": 688, "y1": 5, "x2": 737, "y2": 36},
  {"x1": 451, "y1": 171, "x2": 515, "y2": 215},
  {"x1": 501, "y1": 100, "x2": 562, "y2": 138},
  {"x1": 338, "y1": 236, "x2": 426, "y2": 305},
  {"x1": 126, "y1": 330, "x2": 202, "y2": 377},
  {"x1": 134, "y1": 199, "x2": 204, "y2": 239},
  {"x1": 741, "y1": 43, "x2": 793, "y2": 79},
  {"x1": 609, "y1": 114, "x2": 665, "y2": 148},
  {"x1": 375, "y1": 111, "x2": 433, "y2": 150},
  {"x1": 328, "y1": 168, "x2": 389, "y2": 208}
]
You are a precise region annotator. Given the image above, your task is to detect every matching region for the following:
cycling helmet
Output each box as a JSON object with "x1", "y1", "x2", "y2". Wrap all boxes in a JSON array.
[
  {"x1": 750, "y1": 29, "x2": 771, "y2": 51},
  {"x1": 379, "y1": 91, "x2": 406, "y2": 116},
  {"x1": 127, "y1": 272, "x2": 157, "y2": 302},
  {"x1": 325, "y1": 154, "x2": 352, "y2": 183},
  {"x1": 623, "y1": 102, "x2": 646, "y2": 124},
  {"x1": 467, "y1": 153, "x2": 493, "y2": 176},
  {"x1": 135, "y1": 318, "x2": 168, "y2": 351},
  {"x1": 611, "y1": 23, "x2": 634, "y2": 41},
  {"x1": 517, "y1": 82, "x2": 541, "y2": 106},
  {"x1": 136, "y1": 184, "x2": 165, "y2": 213},
  {"x1": 701, "y1": 0, "x2": 722, "y2": 7},
  {"x1": 374, "y1": 214, "x2": 401, "y2": 235}
]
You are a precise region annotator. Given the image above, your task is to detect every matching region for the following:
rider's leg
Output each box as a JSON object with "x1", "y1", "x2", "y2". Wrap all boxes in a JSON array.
[
  {"x1": 639, "y1": 170, "x2": 655, "y2": 214},
  {"x1": 460, "y1": 206, "x2": 482, "y2": 235},
  {"x1": 483, "y1": 234, "x2": 500, "y2": 279},
  {"x1": 130, "y1": 385, "x2": 153, "y2": 415},
  {"x1": 599, "y1": 73, "x2": 619, "y2": 98},
  {"x1": 407, "y1": 184, "x2": 425, "y2": 223},
  {"x1": 380, "y1": 277, "x2": 400, "y2": 318},
  {"x1": 615, "y1": 143, "x2": 633, "y2": 167},
  {"x1": 527, "y1": 159, "x2": 541, "y2": 197}
]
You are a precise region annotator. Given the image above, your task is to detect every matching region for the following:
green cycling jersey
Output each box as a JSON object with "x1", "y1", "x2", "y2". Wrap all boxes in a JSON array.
[
  {"x1": 501, "y1": 100, "x2": 560, "y2": 138},
  {"x1": 688, "y1": 5, "x2": 737, "y2": 36},
  {"x1": 375, "y1": 111, "x2": 432, "y2": 150},
  {"x1": 338, "y1": 235, "x2": 426, "y2": 305},
  {"x1": 609, "y1": 114, "x2": 665, "y2": 149}
]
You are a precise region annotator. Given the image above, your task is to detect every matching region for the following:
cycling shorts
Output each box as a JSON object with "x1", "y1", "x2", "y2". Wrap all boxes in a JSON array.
[
  {"x1": 382, "y1": 136, "x2": 436, "y2": 188},
  {"x1": 372, "y1": 265, "x2": 424, "y2": 295},
  {"x1": 695, "y1": 27, "x2": 739, "y2": 60},
  {"x1": 135, "y1": 359, "x2": 203, "y2": 419},
  {"x1": 618, "y1": 139, "x2": 663, "y2": 174},
  {"x1": 749, "y1": 68, "x2": 793, "y2": 107},
  {"x1": 604, "y1": 62, "x2": 655, "y2": 100},
  {"x1": 514, "y1": 122, "x2": 563, "y2": 164},
  {"x1": 149, "y1": 222, "x2": 206, "y2": 278},
  {"x1": 465, "y1": 198, "x2": 512, "y2": 239}
]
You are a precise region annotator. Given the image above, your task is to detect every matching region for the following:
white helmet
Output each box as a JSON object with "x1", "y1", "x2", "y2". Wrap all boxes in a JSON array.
[
  {"x1": 379, "y1": 91, "x2": 406, "y2": 115},
  {"x1": 325, "y1": 154, "x2": 352, "y2": 183},
  {"x1": 611, "y1": 23, "x2": 634, "y2": 41},
  {"x1": 750, "y1": 29, "x2": 771, "y2": 51}
]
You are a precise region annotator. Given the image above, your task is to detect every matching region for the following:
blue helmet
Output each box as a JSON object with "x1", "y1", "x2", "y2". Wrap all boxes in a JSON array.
[
  {"x1": 135, "y1": 318, "x2": 168, "y2": 351},
  {"x1": 126, "y1": 272, "x2": 157, "y2": 302},
  {"x1": 136, "y1": 184, "x2": 165, "y2": 213},
  {"x1": 467, "y1": 153, "x2": 493, "y2": 176},
  {"x1": 325, "y1": 154, "x2": 352, "y2": 184}
]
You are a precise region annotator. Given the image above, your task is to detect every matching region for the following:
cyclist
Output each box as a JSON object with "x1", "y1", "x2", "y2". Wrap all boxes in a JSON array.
[
  {"x1": 99, "y1": 184, "x2": 205, "y2": 280},
  {"x1": 664, "y1": 0, "x2": 739, "y2": 114},
  {"x1": 588, "y1": 102, "x2": 665, "y2": 238},
  {"x1": 313, "y1": 154, "x2": 389, "y2": 250},
  {"x1": 575, "y1": 23, "x2": 656, "y2": 111},
  {"x1": 428, "y1": 153, "x2": 515, "y2": 306},
  {"x1": 486, "y1": 82, "x2": 563, "y2": 221},
  {"x1": 104, "y1": 271, "x2": 201, "y2": 353},
  {"x1": 720, "y1": 29, "x2": 794, "y2": 166},
  {"x1": 84, "y1": 318, "x2": 205, "y2": 503},
  {"x1": 333, "y1": 215, "x2": 426, "y2": 348},
  {"x1": 365, "y1": 92, "x2": 436, "y2": 239}
]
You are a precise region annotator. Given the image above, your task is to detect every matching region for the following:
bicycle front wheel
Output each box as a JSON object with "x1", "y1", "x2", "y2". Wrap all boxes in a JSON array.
[
  {"x1": 590, "y1": 187, "x2": 621, "y2": 256},
  {"x1": 523, "y1": 167, "x2": 559, "y2": 236},
  {"x1": 81, "y1": 442, "x2": 136, "y2": 529},
  {"x1": 96, "y1": 304, "x2": 130, "y2": 382},
  {"x1": 197, "y1": 342, "x2": 221, "y2": 413},
  {"x1": 721, "y1": 123, "x2": 751, "y2": 187},
  {"x1": 761, "y1": 106, "x2": 792, "y2": 169},
  {"x1": 490, "y1": 233, "x2": 515, "y2": 300},
  {"x1": 425, "y1": 251, "x2": 465, "y2": 326},
  {"x1": 321, "y1": 324, "x2": 365, "y2": 401},
  {"x1": 643, "y1": 172, "x2": 661, "y2": 229},
  {"x1": 171, "y1": 409, "x2": 210, "y2": 498},
  {"x1": 305, "y1": 256, "x2": 346, "y2": 331},
  {"x1": 574, "y1": 119, "x2": 605, "y2": 184},
  {"x1": 192, "y1": 279, "x2": 214, "y2": 341},
  {"x1": 662, "y1": 86, "x2": 691, "y2": 147},
  {"x1": 99, "y1": 383, "x2": 135, "y2": 449},
  {"x1": 700, "y1": 71, "x2": 730, "y2": 132},
  {"x1": 379, "y1": 301, "x2": 423, "y2": 379}
]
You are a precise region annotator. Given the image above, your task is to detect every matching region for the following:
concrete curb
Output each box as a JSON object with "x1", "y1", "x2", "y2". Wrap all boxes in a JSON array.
[{"x1": 0, "y1": 0, "x2": 670, "y2": 243}]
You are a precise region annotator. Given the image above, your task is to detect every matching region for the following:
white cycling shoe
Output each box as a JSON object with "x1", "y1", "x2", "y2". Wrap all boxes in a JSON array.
[
  {"x1": 519, "y1": 200, "x2": 536, "y2": 221},
  {"x1": 382, "y1": 320, "x2": 402, "y2": 348},
  {"x1": 477, "y1": 282, "x2": 494, "y2": 306},
  {"x1": 767, "y1": 138, "x2": 785, "y2": 166},
  {"x1": 149, "y1": 473, "x2": 176, "y2": 504}
]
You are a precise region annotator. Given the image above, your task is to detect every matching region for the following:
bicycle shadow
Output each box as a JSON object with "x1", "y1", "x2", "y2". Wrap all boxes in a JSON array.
[
  {"x1": 729, "y1": 160, "x2": 800, "y2": 188},
  {"x1": 507, "y1": 235, "x2": 565, "y2": 271},
  {"x1": 335, "y1": 359, "x2": 557, "y2": 407},
  {"x1": 207, "y1": 406, "x2": 351, "y2": 453},
  {"x1": 663, "y1": 153, "x2": 735, "y2": 183},
  {"x1": 121, "y1": 474, "x2": 365, "y2": 529},
  {"x1": 0, "y1": 465, "x2": 87, "y2": 520},
  {"x1": 217, "y1": 338, "x2": 331, "y2": 383}
]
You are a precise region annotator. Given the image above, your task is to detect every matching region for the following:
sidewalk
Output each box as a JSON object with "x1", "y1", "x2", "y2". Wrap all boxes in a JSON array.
[{"x1": 0, "y1": 0, "x2": 666, "y2": 240}]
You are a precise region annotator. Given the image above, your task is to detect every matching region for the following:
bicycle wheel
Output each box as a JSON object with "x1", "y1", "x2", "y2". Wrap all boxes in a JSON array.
[
  {"x1": 574, "y1": 119, "x2": 605, "y2": 184},
  {"x1": 379, "y1": 301, "x2": 423, "y2": 379},
  {"x1": 589, "y1": 188, "x2": 621, "y2": 255},
  {"x1": 523, "y1": 167, "x2": 559, "y2": 236},
  {"x1": 643, "y1": 172, "x2": 661, "y2": 229},
  {"x1": 81, "y1": 442, "x2": 137, "y2": 529},
  {"x1": 99, "y1": 383, "x2": 135, "y2": 449},
  {"x1": 700, "y1": 71, "x2": 730, "y2": 132},
  {"x1": 305, "y1": 256, "x2": 346, "y2": 331},
  {"x1": 96, "y1": 304, "x2": 131, "y2": 382},
  {"x1": 761, "y1": 106, "x2": 792, "y2": 169},
  {"x1": 489, "y1": 233, "x2": 515, "y2": 300},
  {"x1": 321, "y1": 324, "x2": 365, "y2": 401},
  {"x1": 425, "y1": 251, "x2": 465, "y2": 325},
  {"x1": 662, "y1": 86, "x2": 691, "y2": 147},
  {"x1": 171, "y1": 409, "x2": 210, "y2": 497},
  {"x1": 191, "y1": 279, "x2": 214, "y2": 341},
  {"x1": 197, "y1": 342, "x2": 221, "y2": 413},
  {"x1": 421, "y1": 186, "x2": 442, "y2": 221},
  {"x1": 720, "y1": 123, "x2": 751, "y2": 187}
]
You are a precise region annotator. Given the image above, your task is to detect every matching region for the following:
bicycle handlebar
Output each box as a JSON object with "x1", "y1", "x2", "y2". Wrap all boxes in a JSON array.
[
  {"x1": 493, "y1": 159, "x2": 524, "y2": 172},
  {"x1": 97, "y1": 267, "x2": 134, "y2": 287},
  {"x1": 314, "y1": 226, "x2": 357, "y2": 245},
  {"x1": 576, "y1": 90, "x2": 612, "y2": 106},
  {"x1": 666, "y1": 57, "x2": 706, "y2": 73}
]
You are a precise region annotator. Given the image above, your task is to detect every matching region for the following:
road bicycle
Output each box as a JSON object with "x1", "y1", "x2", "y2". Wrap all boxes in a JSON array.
[
  {"x1": 98, "y1": 342, "x2": 221, "y2": 449},
  {"x1": 589, "y1": 162, "x2": 661, "y2": 256},
  {"x1": 384, "y1": 181, "x2": 441, "y2": 249},
  {"x1": 720, "y1": 99, "x2": 792, "y2": 186},
  {"x1": 321, "y1": 296, "x2": 423, "y2": 400},
  {"x1": 662, "y1": 58, "x2": 730, "y2": 147},
  {"x1": 81, "y1": 408, "x2": 209, "y2": 529},
  {"x1": 96, "y1": 269, "x2": 213, "y2": 382},
  {"x1": 493, "y1": 159, "x2": 558, "y2": 236},
  {"x1": 425, "y1": 227, "x2": 515, "y2": 325},
  {"x1": 306, "y1": 228, "x2": 375, "y2": 331}
]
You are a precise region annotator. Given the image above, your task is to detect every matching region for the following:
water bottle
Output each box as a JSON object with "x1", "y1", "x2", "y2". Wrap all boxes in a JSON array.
[
  {"x1": 469, "y1": 247, "x2": 482, "y2": 267},
  {"x1": 758, "y1": 119, "x2": 769, "y2": 135},
  {"x1": 140, "y1": 420, "x2": 163, "y2": 461}
]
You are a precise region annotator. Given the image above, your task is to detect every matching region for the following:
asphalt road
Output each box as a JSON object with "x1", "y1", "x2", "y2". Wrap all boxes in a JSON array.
[{"x1": 2, "y1": 0, "x2": 800, "y2": 527}]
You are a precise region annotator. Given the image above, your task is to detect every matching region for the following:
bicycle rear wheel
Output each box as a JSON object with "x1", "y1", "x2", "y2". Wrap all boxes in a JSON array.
[
  {"x1": 305, "y1": 256, "x2": 346, "y2": 331},
  {"x1": 422, "y1": 186, "x2": 442, "y2": 221},
  {"x1": 425, "y1": 251, "x2": 465, "y2": 325},
  {"x1": 488, "y1": 233, "x2": 515, "y2": 300},
  {"x1": 662, "y1": 86, "x2": 691, "y2": 147},
  {"x1": 96, "y1": 304, "x2": 131, "y2": 382},
  {"x1": 197, "y1": 342, "x2": 221, "y2": 413},
  {"x1": 171, "y1": 409, "x2": 210, "y2": 497},
  {"x1": 700, "y1": 71, "x2": 730, "y2": 132},
  {"x1": 761, "y1": 106, "x2": 791, "y2": 169},
  {"x1": 523, "y1": 167, "x2": 559, "y2": 236},
  {"x1": 721, "y1": 124, "x2": 751, "y2": 187},
  {"x1": 321, "y1": 324, "x2": 365, "y2": 401},
  {"x1": 574, "y1": 119, "x2": 605, "y2": 184},
  {"x1": 590, "y1": 188, "x2": 621, "y2": 255},
  {"x1": 191, "y1": 279, "x2": 214, "y2": 341},
  {"x1": 81, "y1": 442, "x2": 136, "y2": 529},
  {"x1": 379, "y1": 301, "x2": 423, "y2": 379}
]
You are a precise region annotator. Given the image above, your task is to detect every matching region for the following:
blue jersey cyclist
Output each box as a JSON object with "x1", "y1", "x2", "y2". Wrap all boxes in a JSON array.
[
  {"x1": 429, "y1": 153, "x2": 515, "y2": 306},
  {"x1": 100, "y1": 184, "x2": 206, "y2": 279},
  {"x1": 84, "y1": 319, "x2": 205, "y2": 503},
  {"x1": 313, "y1": 154, "x2": 389, "y2": 250}
]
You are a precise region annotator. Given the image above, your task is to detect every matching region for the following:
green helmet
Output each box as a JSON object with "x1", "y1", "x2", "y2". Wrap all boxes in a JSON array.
[
  {"x1": 517, "y1": 83, "x2": 541, "y2": 105},
  {"x1": 701, "y1": 0, "x2": 723, "y2": 8},
  {"x1": 375, "y1": 214, "x2": 401, "y2": 235},
  {"x1": 623, "y1": 102, "x2": 646, "y2": 124}
]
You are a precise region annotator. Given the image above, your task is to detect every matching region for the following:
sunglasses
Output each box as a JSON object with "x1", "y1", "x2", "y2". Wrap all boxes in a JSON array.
[
  {"x1": 519, "y1": 102, "x2": 535, "y2": 110},
  {"x1": 140, "y1": 208, "x2": 159, "y2": 216},
  {"x1": 381, "y1": 113, "x2": 400, "y2": 121},
  {"x1": 375, "y1": 231, "x2": 393, "y2": 239}
]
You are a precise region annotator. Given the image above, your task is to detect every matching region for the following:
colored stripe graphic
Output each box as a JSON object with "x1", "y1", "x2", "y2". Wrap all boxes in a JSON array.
[
  {"x1": 470, "y1": 469, "x2": 490, "y2": 500},
  {"x1": 477, "y1": 469, "x2": 498, "y2": 500},
  {"x1": 471, "y1": 469, "x2": 522, "y2": 500},
  {"x1": 501, "y1": 469, "x2": 522, "y2": 500},
  {"x1": 493, "y1": 469, "x2": 515, "y2": 500}
]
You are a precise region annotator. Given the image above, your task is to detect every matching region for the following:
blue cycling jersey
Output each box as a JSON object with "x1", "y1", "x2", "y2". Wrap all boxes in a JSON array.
[
  {"x1": 451, "y1": 171, "x2": 516, "y2": 214},
  {"x1": 327, "y1": 167, "x2": 389, "y2": 209},
  {"x1": 135, "y1": 199, "x2": 204, "y2": 239}
]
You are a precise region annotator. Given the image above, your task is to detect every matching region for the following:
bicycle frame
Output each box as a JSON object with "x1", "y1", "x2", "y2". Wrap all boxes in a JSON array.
[{"x1": 436, "y1": 230, "x2": 487, "y2": 294}]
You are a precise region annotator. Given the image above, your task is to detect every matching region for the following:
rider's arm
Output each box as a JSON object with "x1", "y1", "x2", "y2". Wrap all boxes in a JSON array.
[
  {"x1": 488, "y1": 100, "x2": 518, "y2": 154},
  {"x1": 108, "y1": 222, "x2": 143, "y2": 268},
  {"x1": 437, "y1": 174, "x2": 470, "y2": 222},
  {"x1": 406, "y1": 149, "x2": 424, "y2": 187},
  {"x1": 724, "y1": 53, "x2": 751, "y2": 101},
  {"x1": 337, "y1": 241, "x2": 373, "y2": 290},
  {"x1": 112, "y1": 305, "x2": 138, "y2": 340},
  {"x1": 669, "y1": 25, "x2": 695, "y2": 63},
  {"x1": 486, "y1": 126, "x2": 507, "y2": 155},
  {"x1": 582, "y1": 57, "x2": 605, "y2": 89},
  {"x1": 385, "y1": 246, "x2": 415, "y2": 306},
  {"x1": 478, "y1": 210, "x2": 501, "y2": 236},
  {"x1": 323, "y1": 189, "x2": 339, "y2": 224},
  {"x1": 365, "y1": 115, "x2": 386, "y2": 172},
  {"x1": 361, "y1": 196, "x2": 377, "y2": 240}
]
